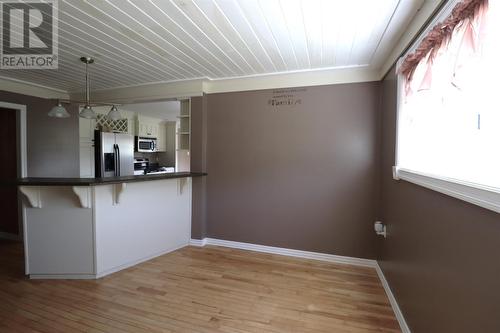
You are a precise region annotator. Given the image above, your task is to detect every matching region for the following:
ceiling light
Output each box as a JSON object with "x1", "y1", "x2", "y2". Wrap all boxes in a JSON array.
[
  {"x1": 107, "y1": 105, "x2": 122, "y2": 121},
  {"x1": 79, "y1": 56, "x2": 97, "y2": 119},
  {"x1": 79, "y1": 104, "x2": 96, "y2": 119},
  {"x1": 48, "y1": 101, "x2": 70, "y2": 118}
]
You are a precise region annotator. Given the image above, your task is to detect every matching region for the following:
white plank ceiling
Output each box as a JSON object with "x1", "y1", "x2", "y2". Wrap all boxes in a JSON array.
[{"x1": 0, "y1": 0, "x2": 418, "y2": 93}]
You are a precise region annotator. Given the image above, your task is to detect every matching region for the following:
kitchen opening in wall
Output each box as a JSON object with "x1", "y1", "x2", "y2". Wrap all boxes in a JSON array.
[
  {"x1": 394, "y1": 0, "x2": 500, "y2": 213},
  {"x1": 79, "y1": 99, "x2": 191, "y2": 178}
]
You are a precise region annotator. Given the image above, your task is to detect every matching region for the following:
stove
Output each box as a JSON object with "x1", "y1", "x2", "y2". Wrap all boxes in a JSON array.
[
  {"x1": 146, "y1": 167, "x2": 175, "y2": 175},
  {"x1": 134, "y1": 158, "x2": 149, "y2": 175},
  {"x1": 134, "y1": 158, "x2": 175, "y2": 175}
]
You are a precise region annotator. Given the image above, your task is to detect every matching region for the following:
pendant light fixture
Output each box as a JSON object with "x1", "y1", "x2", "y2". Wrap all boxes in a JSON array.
[
  {"x1": 47, "y1": 57, "x2": 119, "y2": 119},
  {"x1": 107, "y1": 104, "x2": 122, "y2": 121},
  {"x1": 79, "y1": 56, "x2": 97, "y2": 119},
  {"x1": 48, "y1": 100, "x2": 70, "y2": 118}
]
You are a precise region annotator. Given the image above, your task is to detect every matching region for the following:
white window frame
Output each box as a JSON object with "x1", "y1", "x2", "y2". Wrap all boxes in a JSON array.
[{"x1": 393, "y1": 0, "x2": 500, "y2": 214}]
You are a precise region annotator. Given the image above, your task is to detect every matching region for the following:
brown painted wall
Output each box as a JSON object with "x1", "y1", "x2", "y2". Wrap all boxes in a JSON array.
[
  {"x1": 0, "y1": 90, "x2": 79, "y2": 177},
  {"x1": 191, "y1": 95, "x2": 208, "y2": 239},
  {"x1": 379, "y1": 69, "x2": 500, "y2": 332},
  {"x1": 204, "y1": 83, "x2": 381, "y2": 258}
]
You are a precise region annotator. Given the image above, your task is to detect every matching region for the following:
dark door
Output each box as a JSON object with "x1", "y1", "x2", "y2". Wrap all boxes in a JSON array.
[{"x1": 0, "y1": 108, "x2": 19, "y2": 235}]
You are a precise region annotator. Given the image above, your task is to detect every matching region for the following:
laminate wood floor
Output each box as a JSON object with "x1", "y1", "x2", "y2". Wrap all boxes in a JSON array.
[{"x1": 0, "y1": 240, "x2": 400, "y2": 333}]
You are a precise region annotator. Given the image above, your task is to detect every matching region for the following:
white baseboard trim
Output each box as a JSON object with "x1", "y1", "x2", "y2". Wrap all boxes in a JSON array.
[
  {"x1": 96, "y1": 242, "x2": 189, "y2": 278},
  {"x1": 375, "y1": 263, "x2": 411, "y2": 333},
  {"x1": 0, "y1": 232, "x2": 21, "y2": 241},
  {"x1": 189, "y1": 238, "x2": 207, "y2": 247},
  {"x1": 30, "y1": 242, "x2": 190, "y2": 280},
  {"x1": 29, "y1": 274, "x2": 96, "y2": 280},
  {"x1": 190, "y1": 237, "x2": 409, "y2": 332},
  {"x1": 190, "y1": 238, "x2": 377, "y2": 268}
]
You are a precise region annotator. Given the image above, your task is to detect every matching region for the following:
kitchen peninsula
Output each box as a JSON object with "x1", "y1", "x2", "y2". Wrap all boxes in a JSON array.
[{"x1": 15, "y1": 172, "x2": 206, "y2": 279}]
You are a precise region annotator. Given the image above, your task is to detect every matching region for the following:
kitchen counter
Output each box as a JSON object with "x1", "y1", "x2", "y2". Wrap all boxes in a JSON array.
[
  {"x1": 9, "y1": 172, "x2": 207, "y2": 186},
  {"x1": 16, "y1": 173, "x2": 205, "y2": 280}
]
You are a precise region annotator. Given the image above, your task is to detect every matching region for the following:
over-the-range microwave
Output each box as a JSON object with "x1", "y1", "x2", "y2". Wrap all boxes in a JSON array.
[{"x1": 135, "y1": 136, "x2": 157, "y2": 152}]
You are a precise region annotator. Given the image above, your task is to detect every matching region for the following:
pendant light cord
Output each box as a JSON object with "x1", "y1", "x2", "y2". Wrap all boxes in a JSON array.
[{"x1": 85, "y1": 62, "x2": 90, "y2": 106}]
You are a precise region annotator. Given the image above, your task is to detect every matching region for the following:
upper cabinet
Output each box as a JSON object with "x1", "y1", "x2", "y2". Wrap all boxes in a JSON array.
[
  {"x1": 136, "y1": 115, "x2": 172, "y2": 153},
  {"x1": 136, "y1": 115, "x2": 159, "y2": 138},
  {"x1": 79, "y1": 117, "x2": 96, "y2": 142},
  {"x1": 156, "y1": 122, "x2": 167, "y2": 152},
  {"x1": 79, "y1": 117, "x2": 96, "y2": 178}
]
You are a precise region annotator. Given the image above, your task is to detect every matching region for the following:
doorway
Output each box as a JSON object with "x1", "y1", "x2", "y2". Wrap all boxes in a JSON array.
[
  {"x1": 0, "y1": 107, "x2": 18, "y2": 236},
  {"x1": 0, "y1": 103, "x2": 27, "y2": 240}
]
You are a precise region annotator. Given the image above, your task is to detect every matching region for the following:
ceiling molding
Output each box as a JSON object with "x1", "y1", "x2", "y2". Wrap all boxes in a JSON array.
[
  {"x1": 0, "y1": 76, "x2": 69, "y2": 100},
  {"x1": 70, "y1": 66, "x2": 379, "y2": 103},
  {"x1": 203, "y1": 66, "x2": 379, "y2": 94},
  {"x1": 379, "y1": 0, "x2": 444, "y2": 78},
  {"x1": 69, "y1": 79, "x2": 204, "y2": 104}
]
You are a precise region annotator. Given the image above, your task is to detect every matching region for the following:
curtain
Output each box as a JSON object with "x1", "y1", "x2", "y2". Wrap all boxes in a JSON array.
[
  {"x1": 399, "y1": 0, "x2": 489, "y2": 98},
  {"x1": 396, "y1": 0, "x2": 500, "y2": 188}
]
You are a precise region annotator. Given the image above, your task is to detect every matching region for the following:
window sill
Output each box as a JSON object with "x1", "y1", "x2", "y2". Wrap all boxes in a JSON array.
[{"x1": 392, "y1": 167, "x2": 500, "y2": 214}]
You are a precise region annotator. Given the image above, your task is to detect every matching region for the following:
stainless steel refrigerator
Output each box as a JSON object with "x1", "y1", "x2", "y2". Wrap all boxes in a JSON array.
[{"x1": 95, "y1": 131, "x2": 134, "y2": 177}]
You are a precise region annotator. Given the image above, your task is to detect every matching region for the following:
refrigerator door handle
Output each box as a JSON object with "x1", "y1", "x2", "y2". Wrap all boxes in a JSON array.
[
  {"x1": 113, "y1": 144, "x2": 117, "y2": 177},
  {"x1": 116, "y1": 144, "x2": 121, "y2": 176}
]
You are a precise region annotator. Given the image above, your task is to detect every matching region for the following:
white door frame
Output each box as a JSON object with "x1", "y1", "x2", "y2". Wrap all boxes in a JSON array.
[
  {"x1": 0, "y1": 102, "x2": 27, "y2": 177},
  {"x1": 0, "y1": 102, "x2": 27, "y2": 242}
]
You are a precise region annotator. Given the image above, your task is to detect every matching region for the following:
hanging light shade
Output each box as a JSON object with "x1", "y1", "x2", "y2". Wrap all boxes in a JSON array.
[
  {"x1": 107, "y1": 105, "x2": 122, "y2": 121},
  {"x1": 48, "y1": 101, "x2": 70, "y2": 118},
  {"x1": 79, "y1": 57, "x2": 97, "y2": 119},
  {"x1": 80, "y1": 104, "x2": 97, "y2": 119}
]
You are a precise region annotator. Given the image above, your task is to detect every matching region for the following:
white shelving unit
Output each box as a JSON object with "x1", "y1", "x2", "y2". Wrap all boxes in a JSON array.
[
  {"x1": 177, "y1": 100, "x2": 191, "y2": 150},
  {"x1": 176, "y1": 99, "x2": 191, "y2": 172}
]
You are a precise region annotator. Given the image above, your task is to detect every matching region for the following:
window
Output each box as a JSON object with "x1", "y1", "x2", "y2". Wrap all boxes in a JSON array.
[{"x1": 395, "y1": 0, "x2": 500, "y2": 213}]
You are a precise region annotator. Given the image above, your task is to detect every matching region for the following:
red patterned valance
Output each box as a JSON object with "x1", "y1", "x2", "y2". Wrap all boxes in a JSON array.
[{"x1": 399, "y1": 0, "x2": 488, "y2": 84}]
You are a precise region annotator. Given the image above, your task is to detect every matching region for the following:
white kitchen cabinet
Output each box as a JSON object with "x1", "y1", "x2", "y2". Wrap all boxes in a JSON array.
[
  {"x1": 157, "y1": 122, "x2": 167, "y2": 152},
  {"x1": 79, "y1": 117, "x2": 96, "y2": 177},
  {"x1": 79, "y1": 117, "x2": 96, "y2": 141},
  {"x1": 79, "y1": 141, "x2": 95, "y2": 177},
  {"x1": 136, "y1": 115, "x2": 159, "y2": 138}
]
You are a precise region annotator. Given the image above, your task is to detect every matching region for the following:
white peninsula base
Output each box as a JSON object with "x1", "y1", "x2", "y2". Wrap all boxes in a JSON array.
[{"x1": 20, "y1": 177, "x2": 192, "y2": 279}]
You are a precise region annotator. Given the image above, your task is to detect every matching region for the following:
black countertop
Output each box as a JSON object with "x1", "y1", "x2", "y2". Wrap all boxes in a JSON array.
[{"x1": 6, "y1": 172, "x2": 207, "y2": 186}]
